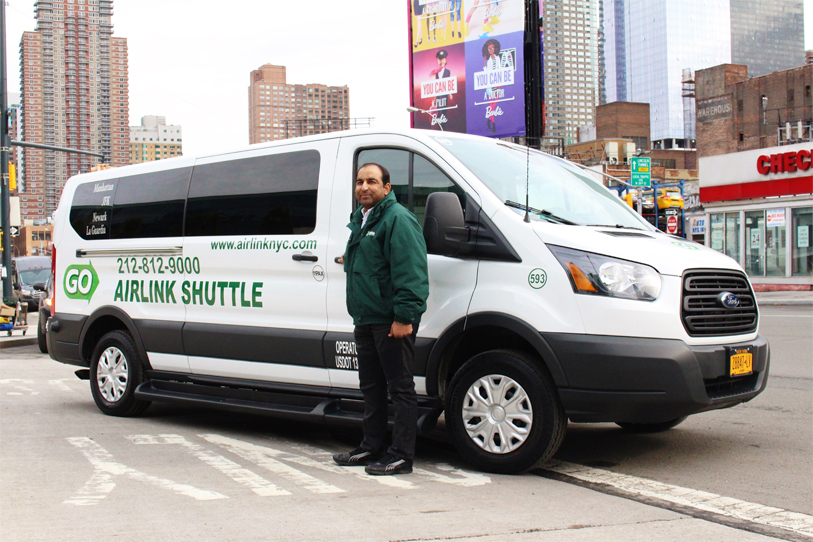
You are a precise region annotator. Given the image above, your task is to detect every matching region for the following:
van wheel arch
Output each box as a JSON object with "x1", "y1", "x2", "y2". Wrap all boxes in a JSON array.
[
  {"x1": 79, "y1": 306, "x2": 151, "y2": 370},
  {"x1": 426, "y1": 312, "x2": 569, "y2": 400}
]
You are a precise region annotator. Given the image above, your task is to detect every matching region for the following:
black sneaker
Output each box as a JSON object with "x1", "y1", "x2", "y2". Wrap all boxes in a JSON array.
[
  {"x1": 364, "y1": 453, "x2": 413, "y2": 475},
  {"x1": 333, "y1": 447, "x2": 380, "y2": 466}
]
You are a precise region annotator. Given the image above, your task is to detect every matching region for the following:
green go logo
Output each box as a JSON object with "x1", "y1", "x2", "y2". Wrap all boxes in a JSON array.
[
  {"x1": 64, "y1": 262, "x2": 99, "y2": 301},
  {"x1": 528, "y1": 268, "x2": 547, "y2": 289}
]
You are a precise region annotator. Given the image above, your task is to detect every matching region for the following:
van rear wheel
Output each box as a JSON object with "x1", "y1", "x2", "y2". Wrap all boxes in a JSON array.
[
  {"x1": 446, "y1": 350, "x2": 566, "y2": 474},
  {"x1": 90, "y1": 330, "x2": 151, "y2": 417}
]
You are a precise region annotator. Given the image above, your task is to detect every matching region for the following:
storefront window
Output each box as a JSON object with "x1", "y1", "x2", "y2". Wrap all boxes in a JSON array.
[
  {"x1": 745, "y1": 210, "x2": 764, "y2": 276},
  {"x1": 791, "y1": 207, "x2": 812, "y2": 277},
  {"x1": 725, "y1": 212, "x2": 741, "y2": 264},
  {"x1": 710, "y1": 213, "x2": 725, "y2": 252},
  {"x1": 765, "y1": 209, "x2": 786, "y2": 277}
]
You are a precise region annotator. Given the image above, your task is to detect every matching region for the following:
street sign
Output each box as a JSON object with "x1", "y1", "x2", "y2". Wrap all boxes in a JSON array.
[
  {"x1": 664, "y1": 208, "x2": 678, "y2": 216},
  {"x1": 9, "y1": 226, "x2": 18, "y2": 236},
  {"x1": 630, "y1": 156, "x2": 651, "y2": 187},
  {"x1": 667, "y1": 215, "x2": 678, "y2": 234}
]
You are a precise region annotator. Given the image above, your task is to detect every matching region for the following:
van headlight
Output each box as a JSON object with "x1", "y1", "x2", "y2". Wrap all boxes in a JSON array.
[{"x1": 548, "y1": 245, "x2": 661, "y2": 301}]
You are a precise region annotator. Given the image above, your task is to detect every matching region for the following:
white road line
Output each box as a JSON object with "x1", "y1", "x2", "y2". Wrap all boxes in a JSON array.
[
  {"x1": 545, "y1": 460, "x2": 813, "y2": 538},
  {"x1": 200, "y1": 434, "x2": 345, "y2": 494},
  {"x1": 283, "y1": 440, "x2": 417, "y2": 489},
  {"x1": 0, "y1": 378, "x2": 39, "y2": 395},
  {"x1": 48, "y1": 379, "x2": 74, "y2": 392},
  {"x1": 126, "y1": 434, "x2": 290, "y2": 497},
  {"x1": 64, "y1": 437, "x2": 226, "y2": 505}
]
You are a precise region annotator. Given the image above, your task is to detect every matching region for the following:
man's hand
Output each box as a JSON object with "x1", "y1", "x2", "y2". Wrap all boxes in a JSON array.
[
  {"x1": 389, "y1": 322, "x2": 413, "y2": 338},
  {"x1": 335, "y1": 254, "x2": 344, "y2": 265}
]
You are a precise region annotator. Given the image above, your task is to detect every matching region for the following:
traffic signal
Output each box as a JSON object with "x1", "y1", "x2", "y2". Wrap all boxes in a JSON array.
[{"x1": 8, "y1": 163, "x2": 15, "y2": 191}]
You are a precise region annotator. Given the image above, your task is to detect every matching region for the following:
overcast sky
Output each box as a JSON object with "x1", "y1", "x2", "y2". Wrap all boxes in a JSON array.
[{"x1": 4, "y1": 0, "x2": 812, "y2": 157}]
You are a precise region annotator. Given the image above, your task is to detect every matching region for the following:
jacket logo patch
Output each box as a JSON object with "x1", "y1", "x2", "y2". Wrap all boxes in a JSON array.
[{"x1": 366, "y1": 231, "x2": 376, "y2": 237}]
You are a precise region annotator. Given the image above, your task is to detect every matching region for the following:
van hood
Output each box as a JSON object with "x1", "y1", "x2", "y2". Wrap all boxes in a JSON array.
[{"x1": 533, "y1": 224, "x2": 741, "y2": 277}]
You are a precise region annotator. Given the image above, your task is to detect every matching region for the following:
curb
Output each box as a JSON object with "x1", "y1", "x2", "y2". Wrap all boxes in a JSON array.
[{"x1": 0, "y1": 337, "x2": 38, "y2": 349}]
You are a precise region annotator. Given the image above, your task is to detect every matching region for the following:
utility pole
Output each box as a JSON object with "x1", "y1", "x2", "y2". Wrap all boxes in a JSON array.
[
  {"x1": 1, "y1": 0, "x2": 13, "y2": 301},
  {"x1": 524, "y1": 0, "x2": 543, "y2": 149}
]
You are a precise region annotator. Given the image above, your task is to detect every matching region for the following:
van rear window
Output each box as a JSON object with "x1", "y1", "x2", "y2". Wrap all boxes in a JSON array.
[
  {"x1": 69, "y1": 168, "x2": 192, "y2": 240},
  {"x1": 184, "y1": 150, "x2": 319, "y2": 237}
]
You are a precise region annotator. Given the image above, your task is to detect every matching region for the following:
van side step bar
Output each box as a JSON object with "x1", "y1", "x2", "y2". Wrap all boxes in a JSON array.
[{"x1": 135, "y1": 379, "x2": 443, "y2": 435}]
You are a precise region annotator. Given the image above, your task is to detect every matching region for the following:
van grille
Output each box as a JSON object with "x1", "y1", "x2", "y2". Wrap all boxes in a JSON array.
[{"x1": 681, "y1": 270, "x2": 758, "y2": 337}]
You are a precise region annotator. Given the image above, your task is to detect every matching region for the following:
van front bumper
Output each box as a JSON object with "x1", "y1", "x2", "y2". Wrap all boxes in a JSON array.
[{"x1": 542, "y1": 333, "x2": 770, "y2": 424}]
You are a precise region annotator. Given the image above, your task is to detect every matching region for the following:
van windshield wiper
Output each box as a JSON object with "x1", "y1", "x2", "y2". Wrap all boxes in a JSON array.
[
  {"x1": 505, "y1": 201, "x2": 577, "y2": 225},
  {"x1": 584, "y1": 223, "x2": 645, "y2": 230}
]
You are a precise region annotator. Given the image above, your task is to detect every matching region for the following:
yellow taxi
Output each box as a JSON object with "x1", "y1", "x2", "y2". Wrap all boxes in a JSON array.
[{"x1": 657, "y1": 188, "x2": 684, "y2": 210}]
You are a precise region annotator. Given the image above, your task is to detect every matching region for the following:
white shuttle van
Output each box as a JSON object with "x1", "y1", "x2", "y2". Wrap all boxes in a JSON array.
[{"x1": 48, "y1": 129, "x2": 769, "y2": 473}]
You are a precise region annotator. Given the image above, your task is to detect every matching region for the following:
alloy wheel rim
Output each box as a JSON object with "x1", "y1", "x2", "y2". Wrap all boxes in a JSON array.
[
  {"x1": 97, "y1": 346, "x2": 128, "y2": 403},
  {"x1": 462, "y1": 374, "x2": 533, "y2": 454}
]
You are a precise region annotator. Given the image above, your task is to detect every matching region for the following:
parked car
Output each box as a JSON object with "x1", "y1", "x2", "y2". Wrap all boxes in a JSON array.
[
  {"x1": 657, "y1": 188, "x2": 684, "y2": 210},
  {"x1": 35, "y1": 274, "x2": 54, "y2": 354},
  {"x1": 12, "y1": 256, "x2": 51, "y2": 312}
]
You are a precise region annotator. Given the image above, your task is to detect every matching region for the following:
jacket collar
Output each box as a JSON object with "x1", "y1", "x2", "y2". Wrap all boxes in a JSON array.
[{"x1": 351, "y1": 190, "x2": 396, "y2": 227}]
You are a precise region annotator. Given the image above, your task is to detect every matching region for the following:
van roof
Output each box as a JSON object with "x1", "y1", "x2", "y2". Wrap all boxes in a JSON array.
[
  {"x1": 13, "y1": 256, "x2": 51, "y2": 270},
  {"x1": 62, "y1": 128, "x2": 488, "y2": 187}
]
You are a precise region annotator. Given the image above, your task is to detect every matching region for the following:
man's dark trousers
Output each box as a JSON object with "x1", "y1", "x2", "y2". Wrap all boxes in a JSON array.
[{"x1": 355, "y1": 323, "x2": 418, "y2": 460}]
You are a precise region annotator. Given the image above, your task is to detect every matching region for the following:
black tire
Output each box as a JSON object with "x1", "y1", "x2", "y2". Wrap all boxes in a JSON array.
[
  {"x1": 616, "y1": 416, "x2": 687, "y2": 433},
  {"x1": 445, "y1": 349, "x2": 567, "y2": 474},
  {"x1": 37, "y1": 312, "x2": 48, "y2": 354},
  {"x1": 90, "y1": 330, "x2": 151, "y2": 417}
]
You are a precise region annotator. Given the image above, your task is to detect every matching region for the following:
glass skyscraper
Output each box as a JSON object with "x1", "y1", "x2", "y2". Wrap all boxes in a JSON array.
[{"x1": 600, "y1": 0, "x2": 804, "y2": 145}]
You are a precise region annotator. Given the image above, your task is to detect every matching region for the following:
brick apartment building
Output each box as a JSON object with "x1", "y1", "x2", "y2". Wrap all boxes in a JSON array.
[
  {"x1": 248, "y1": 64, "x2": 350, "y2": 143},
  {"x1": 19, "y1": 0, "x2": 129, "y2": 222},
  {"x1": 695, "y1": 63, "x2": 812, "y2": 288}
]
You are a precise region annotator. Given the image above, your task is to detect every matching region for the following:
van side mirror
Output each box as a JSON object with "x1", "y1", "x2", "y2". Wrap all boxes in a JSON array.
[{"x1": 423, "y1": 192, "x2": 470, "y2": 257}]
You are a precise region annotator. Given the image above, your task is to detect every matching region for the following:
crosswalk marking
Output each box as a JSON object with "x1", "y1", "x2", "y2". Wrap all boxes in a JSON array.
[
  {"x1": 127, "y1": 434, "x2": 290, "y2": 497},
  {"x1": 64, "y1": 437, "x2": 226, "y2": 505},
  {"x1": 200, "y1": 434, "x2": 345, "y2": 494}
]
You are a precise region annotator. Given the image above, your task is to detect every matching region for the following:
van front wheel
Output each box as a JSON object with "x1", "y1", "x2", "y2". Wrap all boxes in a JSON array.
[
  {"x1": 90, "y1": 331, "x2": 151, "y2": 417},
  {"x1": 446, "y1": 350, "x2": 566, "y2": 474}
]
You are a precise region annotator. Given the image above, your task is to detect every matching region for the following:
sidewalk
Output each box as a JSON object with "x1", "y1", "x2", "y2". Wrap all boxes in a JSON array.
[
  {"x1": 0, "y1": 324, "x2": 37, "y2": 350},
  {"x1": 755, "y1": 290, "x2": 813, "y2": 306}
]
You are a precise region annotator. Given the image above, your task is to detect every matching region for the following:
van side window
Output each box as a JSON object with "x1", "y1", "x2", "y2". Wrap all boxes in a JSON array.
[
  {"x1": 69, "y1": 179, "x2": 117, "y2": 240},
  {"x1": 356, "y1": 149, "x2": 464, "y2": 228},
  {"x1": 111, "y1": 168, "x2": 191, "y2": 239},
  {"x1": 185, "y1": 150, "x2": 320, "y2": 237}
]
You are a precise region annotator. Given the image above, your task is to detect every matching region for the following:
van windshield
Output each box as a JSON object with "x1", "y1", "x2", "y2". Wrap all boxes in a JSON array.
[{"x1": 437, "y1": 137, "x2": 654, "y2": 230}]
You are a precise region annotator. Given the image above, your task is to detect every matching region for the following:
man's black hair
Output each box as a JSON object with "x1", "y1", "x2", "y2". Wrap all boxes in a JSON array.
[{"x1": 358, "y1": 163, "x2": 391, "y2": 185}]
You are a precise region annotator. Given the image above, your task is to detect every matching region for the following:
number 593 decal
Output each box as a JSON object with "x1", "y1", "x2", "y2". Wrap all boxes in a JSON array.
[{"x1": 64, "y1": 262, "x2": 100, "y2": 301}]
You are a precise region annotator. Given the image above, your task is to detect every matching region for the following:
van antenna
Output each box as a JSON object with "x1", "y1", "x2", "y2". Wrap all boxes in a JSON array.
[{"x1": 524, "y1": 142, "x2": 531, "y2": 223}]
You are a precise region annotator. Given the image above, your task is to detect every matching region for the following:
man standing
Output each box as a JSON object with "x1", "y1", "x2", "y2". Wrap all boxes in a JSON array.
[{"x1": 333, "y1": 163, "x2": 429, "y2": 476}]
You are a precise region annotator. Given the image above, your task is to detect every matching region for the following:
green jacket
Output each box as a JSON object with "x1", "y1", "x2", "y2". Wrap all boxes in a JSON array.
[{"x1": 344, "y1": 191, "x2": 429, "y2": 326}]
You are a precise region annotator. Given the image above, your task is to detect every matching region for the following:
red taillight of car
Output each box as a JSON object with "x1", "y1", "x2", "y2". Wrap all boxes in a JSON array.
[{"x1": 50, "y1": 244, "x2": 56, "y2": 316}]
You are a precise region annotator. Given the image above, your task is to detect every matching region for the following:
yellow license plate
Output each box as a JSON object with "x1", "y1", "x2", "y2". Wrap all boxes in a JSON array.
[{"x1": 729, "y1": 347, "x2": 753, "y2": 377}]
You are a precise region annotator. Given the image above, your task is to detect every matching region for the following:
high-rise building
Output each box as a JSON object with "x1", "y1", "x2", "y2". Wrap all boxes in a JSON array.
[
  {"x1": 129, "y1": 115, "x2": 183, "y2": 163},
  {"x1": 8, "y1": 93, "x2": 23, "y2": 195},
  {"x1": 248, "y1": 64, "x2": 350, "y2": 144},
  {"x1": 19, "y1": 0, "x2": 129, "y2": 222},
  {"x1": 730, "y1": 0, "x2": 804, "y2": 78},
  {"x1": 600, "y1": 0, "x2": 804, "y2": 148},
  {"x1": 542, "y1": 0, "x2": 600, "y2": 143}
]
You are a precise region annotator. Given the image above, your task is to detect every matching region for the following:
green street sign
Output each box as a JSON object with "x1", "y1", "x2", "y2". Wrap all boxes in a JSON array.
[{"x1": 631, "y1": 156, "x2": 651, "y2": 187}]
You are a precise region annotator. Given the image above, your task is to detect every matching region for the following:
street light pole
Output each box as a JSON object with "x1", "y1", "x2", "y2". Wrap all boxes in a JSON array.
[
  {"x1": 1, "y1": 0, "x2": 13, "y2": 301},
  {"x1": 406, "y1": 106, "x2": 444, "y2": 131}
]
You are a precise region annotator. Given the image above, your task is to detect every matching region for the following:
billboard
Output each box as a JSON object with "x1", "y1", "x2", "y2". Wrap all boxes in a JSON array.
[{"x1": 409, "y1": 0, "x2": 527, "y2": 138}]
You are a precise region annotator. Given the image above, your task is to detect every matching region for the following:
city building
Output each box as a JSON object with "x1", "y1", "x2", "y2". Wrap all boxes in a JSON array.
[
  {"x1": 806, "y1": 50, "x2": 813, "y2": 66},
  {"x1": 695, "y1": 63, "x2": 812, "y2": 289},
  {"x1": 12, "y1": 224, "x2": 53, "y2": 257},
  {"x1": 129, "y1": 115, "x2": 183, "y2": 163},
  {"x1": 248, "y1": 64, "x2": 350, "y2": 143},
  {"x1": 599, "y1": 0, "x2": 803, "y2": 148},
  {"x1": 18, "y1": 0, "x2": 129, "y2": 222},
  {"x1": 542, "y1": 0, "x2": 600, "y2": 144}
]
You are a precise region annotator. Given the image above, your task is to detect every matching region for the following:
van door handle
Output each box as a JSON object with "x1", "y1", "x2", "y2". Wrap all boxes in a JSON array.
[{"x1": 292, "y1": 253, "x2": 318, "y2": 262}]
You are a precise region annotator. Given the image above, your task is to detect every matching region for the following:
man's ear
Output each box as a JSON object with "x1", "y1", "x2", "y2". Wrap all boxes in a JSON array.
[{"x1": 384, "y1": 183, "x2": 392, "y2": 194}]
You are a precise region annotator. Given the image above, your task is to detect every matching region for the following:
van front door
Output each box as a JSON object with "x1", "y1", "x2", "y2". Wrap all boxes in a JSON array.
[
  {"x1": 182, "y1": 140, "x2": 337, "y2": 387},
  {"x1": 325, "y1": 135, "x2": 480, "y2": 396}
]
